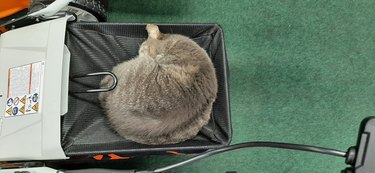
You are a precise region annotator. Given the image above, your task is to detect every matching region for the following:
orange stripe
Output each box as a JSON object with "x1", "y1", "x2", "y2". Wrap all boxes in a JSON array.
[
  {"x1": 93, "y1": 155, "x2": 104, "y2": 161},
  {"x1": 108, "y1": 154, "x2": 130, "y2": 160},
  {"x1": 7, "y1": 68, "x2": 10, "y2": 98},
  {"x1": 0, "y1": 26, "x2": 7, "y2": 33},
  {"x1": 166, "y1": 151, "x2": 182, "y2": 155},
  {"x1": 29, "y1": 64, "x2": 32, "y2": 94}
]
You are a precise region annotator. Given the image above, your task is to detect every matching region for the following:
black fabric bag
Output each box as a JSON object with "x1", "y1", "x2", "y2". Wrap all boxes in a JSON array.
[{"x1": 63, "y1": 23, "x2": 231, "y2": 158}]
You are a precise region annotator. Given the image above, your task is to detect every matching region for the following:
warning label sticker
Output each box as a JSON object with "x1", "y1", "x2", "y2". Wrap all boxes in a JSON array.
[{"x1": 5, "y1": 62, "x2": 45, "y2": 117}]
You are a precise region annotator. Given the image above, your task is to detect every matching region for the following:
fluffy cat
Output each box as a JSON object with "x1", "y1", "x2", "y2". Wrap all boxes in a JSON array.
[{"x1": 99, "y1": 24, "x2": 218, "y2": 145}]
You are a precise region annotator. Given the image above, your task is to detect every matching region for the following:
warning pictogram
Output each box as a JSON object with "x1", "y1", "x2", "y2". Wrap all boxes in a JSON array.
[
  {"x1": 20, "y1": 95, "x2": 26, "y2": 104},
  {"x1": 7, "y1": 98, "x2": 13, "y2": 106},
  {"x1": 12, "y1": 107, "x2": 18, "y2": 115},
  {"x1": 5, "y1": 61, "x2": 44, "y2": 117},
  {"x1": 32, "y1": 93, "x2": 38, "y2": 103},
  {"x1": 6, "y1": 107, "x2": 13, "y2": 116},
  {"x1": 32, "y1": 103, "x2": 39, "y2": 112},
  {"x1": 14, "y1": 97, "x2": 20, "y2": 106},
  {"x1": 20, "y1": 105, "x2": 25, "y2": 114}
]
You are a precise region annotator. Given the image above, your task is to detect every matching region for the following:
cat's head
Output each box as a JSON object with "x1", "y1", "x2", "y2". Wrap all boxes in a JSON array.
[{"x1": 139, "y1": 24, "x2": 176, "y2": 58}]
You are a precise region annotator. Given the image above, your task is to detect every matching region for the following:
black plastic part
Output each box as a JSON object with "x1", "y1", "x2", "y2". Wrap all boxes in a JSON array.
[
  {"x1": 0, "y1": 16, "x2": 40, "y2": 33},
  {"x1": 28, "y1": 0, "x2": 55, "y2": 14},
  {"x1": 342, "y1": 167, "x2": 355, "y2": 173},
  {"x1": 346, "y1": 147, "x2": 357, "y2": 165},
  {"x1": 69, "y1": 0, "x2": 107, "y2": 21},
  {"x1": 62, "y1": 23, "x2": 231, "y2": 158},
  {"x1": 350, "y1": 117, "x2": 375, "y2": 173},
  {"x1": 29, "y1": 0, "x2": 107, "y2": 21},
  {"x1": 0, "y1": 12, "x2": 75, "y2": 34}
]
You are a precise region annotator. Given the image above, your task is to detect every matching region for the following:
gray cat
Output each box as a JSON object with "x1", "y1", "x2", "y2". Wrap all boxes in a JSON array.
[{"x1": 99, "y1": 24, "x2": 218, "y2": 145}]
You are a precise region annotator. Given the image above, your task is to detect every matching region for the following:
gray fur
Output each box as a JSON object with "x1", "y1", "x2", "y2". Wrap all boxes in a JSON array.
[{"x1": 99, "y1": 24, "x2": 218, "y2": 145}]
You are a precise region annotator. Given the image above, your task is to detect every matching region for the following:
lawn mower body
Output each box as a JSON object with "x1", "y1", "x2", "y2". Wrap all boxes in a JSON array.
[{"x1": 0, "y1": 13, "x2": 231, "y2": 165}]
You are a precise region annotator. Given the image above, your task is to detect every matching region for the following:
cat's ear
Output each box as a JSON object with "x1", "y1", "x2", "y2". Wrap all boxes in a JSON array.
[{"x1": 146, "y1": 24, "x2": 161, "y2": 40}]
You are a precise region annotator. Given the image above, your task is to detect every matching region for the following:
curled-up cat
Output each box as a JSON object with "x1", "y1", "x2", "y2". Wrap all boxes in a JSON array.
[{"x1": 99, "y1": 24, "x2": 218, "y2": 145}]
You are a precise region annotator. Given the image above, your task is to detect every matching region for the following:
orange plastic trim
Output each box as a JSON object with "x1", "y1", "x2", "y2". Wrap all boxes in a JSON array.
[
  {"x1": 166, "y1": 151, "x2": 183, "y2": 155},
  {"x1": 0, "y1": 0, "x2": 30, "y2": 19},
  {"x1": 108, "y1": 154, "x2": 130, "y2": 160},
  {"x1": 93, "y1": 155, "x2": 104, "y2": 161}
]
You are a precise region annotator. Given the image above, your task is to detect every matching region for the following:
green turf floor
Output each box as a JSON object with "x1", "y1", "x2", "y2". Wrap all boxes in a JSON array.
[
  {"x1": 106, "y1": 0, "x2": 375, "y2": 172},
  {"x1": 1, "y1": 0, "x2": 374, "y2": 172}
]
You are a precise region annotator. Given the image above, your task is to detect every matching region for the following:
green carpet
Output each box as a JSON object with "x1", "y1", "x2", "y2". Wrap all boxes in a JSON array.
[
  {"x1": 1, "y1": 0, "x2": 374, "y2": 172},
  {"x1": 107, "y1": 0, "x2": 375, "y2": 172}
]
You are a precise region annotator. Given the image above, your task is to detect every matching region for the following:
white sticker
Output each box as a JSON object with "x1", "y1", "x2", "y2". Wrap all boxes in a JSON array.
[{"x1": 5, "y1": 62, "x2": 44, "y2": 117}]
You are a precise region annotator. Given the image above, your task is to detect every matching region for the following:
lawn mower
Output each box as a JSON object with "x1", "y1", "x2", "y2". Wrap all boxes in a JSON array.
[{"x1": 0, "y1": 1, "x2": 374, "y2": 172}]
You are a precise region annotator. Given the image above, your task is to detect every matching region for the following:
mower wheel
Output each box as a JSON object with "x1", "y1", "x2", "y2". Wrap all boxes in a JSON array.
[
  {"x1": 69, "y1": 0, "x2": 107, "y2": 22},
  {"x1": 29, "y1": 0, "x2": 107, "y2": 22}
]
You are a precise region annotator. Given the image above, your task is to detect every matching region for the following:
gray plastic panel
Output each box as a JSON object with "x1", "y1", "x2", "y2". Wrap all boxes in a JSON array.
[{"x1": 0, "y1": 17, "x2": 70, "y2": 161}]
